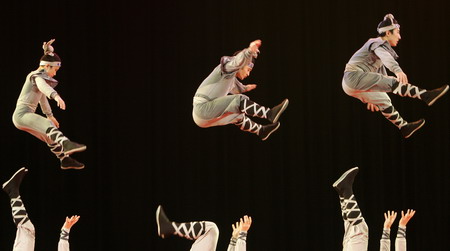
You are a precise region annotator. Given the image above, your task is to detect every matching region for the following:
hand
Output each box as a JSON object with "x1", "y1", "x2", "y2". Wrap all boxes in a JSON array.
[
  {"x1": 399, "y1": 209, "x2": 416, "y2": 227},
  {"x1": 48, "y1": 116, "x2": 60, "y2": 128},
  {"x1": 248, "y1": 40, "x2": 261, "y2": 54},
  {"x1": 383, "y1": 211, "x2": 397, "y2": 229},
  {"x1": 366, "y1": 103, "x2": 380, "y2": 112},
  {"x1": 231, "y1": 221, "x2": 241, "y2": 239},
  {"x1": 63, "y1": 215, "x2": 80, "y2": 230},
  {"x1": 245, "y1": 84, "x2": 257, "y2": 92},
  {"x1": 54, "y1": 95, "x2": 66, "y2": 110},
  {"x1": 240, "y1": 215, "x2": 252, "y2": 232},
  {"x1": 395, "y1": 72, "x2": 408, "y2": 84}
]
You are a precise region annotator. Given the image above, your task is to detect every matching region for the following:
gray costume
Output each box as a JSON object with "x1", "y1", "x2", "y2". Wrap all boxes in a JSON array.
[
  {"x1": 227, "y1": 231, "x2": 248, "y2": 251},
  {"x1": 13, "y1": 220, "x2": 73, "y2": 251},
  {"x1": 12, "y1": 69, "x2": 59, "y2": 143},
  {"x1": 380, "y1": 227, "x2": 407, "y2": 251},
  {"x1": 192, "y1": 49, "x2": 256, "y2": 127},
  {"x1": 342, "y1": 37, "x2": 401, "y2": 110},
  {"x1": 183, "y1": 222, "x2": 247, "y2": 251}
]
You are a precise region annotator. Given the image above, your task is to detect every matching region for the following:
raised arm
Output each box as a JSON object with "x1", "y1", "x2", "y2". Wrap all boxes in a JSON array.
[
  {"x1": 227, "y1": 215, "x2": 252, "y2": 251},
  {"x1": 58, "y1": 215, "x2": 80, "y2": 251},
  {"x1": 221, "y1": 40, "x2": 260, "y2": 74},
  {"x1": 380, "y1": 211, "x2": 397, "y2": 251},
  {"x1": 395, "y1": 209, "x2": 415, "y2": 251}
]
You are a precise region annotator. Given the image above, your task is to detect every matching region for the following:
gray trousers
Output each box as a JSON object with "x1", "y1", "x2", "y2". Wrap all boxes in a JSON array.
[
  {"x1": 190, "y1": 221, "x2": 219, "y2": 251},
  {"x1": 192, "y1": 94, "x2": 248, "y2": 128},
  {"x1": 342, "y1": 71, "x2": 397, "y2": 110},
  {"x1": 343, "y1": 219, "x2": 369, "y2": 251},
  {"x1": 12, "y1": 106, "x2": 54, "y2": 144}
]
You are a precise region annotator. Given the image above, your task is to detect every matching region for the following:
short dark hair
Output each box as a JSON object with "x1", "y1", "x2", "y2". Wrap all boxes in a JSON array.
[{"x1": 40, "y1": 53, "x2": 61, "y2": 62}]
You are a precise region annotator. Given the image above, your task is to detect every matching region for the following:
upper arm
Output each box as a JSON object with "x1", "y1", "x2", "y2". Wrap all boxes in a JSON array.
[{"x1": 374, "y1": 47, "x2": 402, "y2": 73}]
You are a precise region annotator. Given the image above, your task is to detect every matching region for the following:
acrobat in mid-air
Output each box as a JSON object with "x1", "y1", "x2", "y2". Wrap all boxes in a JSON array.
[
  {"x1": 342, "y1": 14, "x2": 448, "y2": 138},
  {"x1": 12, "y1": 39, "x2": 86, "y2": 169},
  {"x1": 192, "y1": 40, "x2": 289, "y2": 141}
]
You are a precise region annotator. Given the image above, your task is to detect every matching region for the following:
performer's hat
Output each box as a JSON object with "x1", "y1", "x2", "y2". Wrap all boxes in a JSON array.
[
  {"x1": 40, "y1": 39, "x2": 62, "y2": 67},
  {"x1": 377, "y1": 14, "x2": 400, "y2": 34}
]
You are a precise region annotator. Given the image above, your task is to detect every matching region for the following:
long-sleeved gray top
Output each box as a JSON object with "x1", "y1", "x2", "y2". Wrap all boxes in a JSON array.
[
  {"x1": 193, "y1": 48, "x2": 256, "y2": 104},
  {"x1": 380, "y1": 227, "x2": 407, "y2": 251},
  {"x1": 227, "y1": 231, "x2": 247, "y2": 251},
  {"x1": 15, "y1": 69, "x2": 59, "y2": 117},
  {"x1": 345, "y1": 37, "x2": 403, "y2": 75}
]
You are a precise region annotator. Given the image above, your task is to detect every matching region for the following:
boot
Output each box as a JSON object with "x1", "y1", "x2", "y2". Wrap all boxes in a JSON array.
[
  {"x1": 421, "y1": 85, "x2": 449, "y2": 106},
  {"x1": 61, "y1": 157, "x2": 85, "y2": 170},
  {"x1": 333, "y1": 167, "x2": 363, "y2": 226},
  {"x1": 333, "y1": 167, "x2": 359, "y2": 199},
  {"x1": 392, "y1": 82, "x2": 449, "y2": 106},
  {"x1": 240, "y1": 98, "x2": 289, "y2": 123},
  {"x1": 46, "y1": 126, "x2": 86, "y2": 155},
  {"x1": 3, "y1": 168, "x2": 30, "y2": 226},
  {"x1": 156, "y1": 205, "x2": 176, "y2": 239},
  {"x1": 400, "y1": 119, "x2": 425, "y2": 139},
  {"x1": 156, "y1": 205, "x2": 206, "y2": 240},
  {"x1": 380, "y1": 106, "x2": 407, "y2": 129},
  {"x1": 2, "y1": 167, "x2": 28, "y2": 198},
  {"x1": 235, "y1": 115, "x2": 280, "y2": 141}
]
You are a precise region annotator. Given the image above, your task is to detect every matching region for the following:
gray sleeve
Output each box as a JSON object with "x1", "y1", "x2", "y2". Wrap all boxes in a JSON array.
[
  {"x1": 35, "y1": 76, "x2": 58, "y2": 99},
  {"x1": 395, "y1": 227, "x2": 407, "y2": 251},
  {"x1": 380, "y1": 228, "x2": 391, "y2": 251},
  {"x1": 39, "y1": 94, "x2": 53, "y2": 117},
  {"x1": 230, "y1": 79, "x2": 247, "y2": 94},
  {"x1": 227, "y1": 237, "x2": 237, "y2": 251},
  {"x1": 58, "y1": 228, "x2": 70, "y2": 251},
  {"x1": 374, "y1": 47, "x2": 403, "y2": 74},
  {"x1": 221, "y1": 49, "x2": 255, "y2": 74},
  {"x1": 234, "y1": 231, "x2": 247, "y2": 251}
]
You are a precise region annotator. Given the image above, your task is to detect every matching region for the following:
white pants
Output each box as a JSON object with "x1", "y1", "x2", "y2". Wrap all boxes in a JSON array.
[
  {"x1": 342, "y1": 219, "x2": 369, "y2": 251},
  {"x1": 190, "y1": 221, "x2": 219, "y2": 251},
  {"x1": 13, "y1": 220, "x2": 69, "y2": 251}
]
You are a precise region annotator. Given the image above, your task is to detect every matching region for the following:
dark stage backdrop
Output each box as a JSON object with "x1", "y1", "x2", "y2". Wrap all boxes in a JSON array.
[{"x1": 1, "y1": 0, "x2": 449, "y2": 250}]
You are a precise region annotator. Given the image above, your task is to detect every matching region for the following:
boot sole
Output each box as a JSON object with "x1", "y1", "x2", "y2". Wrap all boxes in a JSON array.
[
  {"x1": 2, "y1": 167, "x2": 27, "y2": 189},
  {"x1": 272, "y1": 99, "x2": 289, "y2": 124},
  {"x1": 332, "y1": 167, "x2": 359, "y2": 188},
  {"x1": 156, "y1": 205, "x2": 164, "y2": 238},
  {"x1": 261, "y1": 123, "x2": 281, "y2": 141},
  {"x1": 61, "y1": 165, "x2": 85, "y2": 170},
  {"x1": 64, "y1": 146, "x2": 87, "y2": 155},
  {"x1": 403, "y1": 119, "x2": 425, "y2": 139},
  {"x1": 427, "y1": 85, "x2": 449, "y2": 106}
]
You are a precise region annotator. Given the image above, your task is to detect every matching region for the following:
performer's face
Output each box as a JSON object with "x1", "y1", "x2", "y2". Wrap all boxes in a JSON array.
[
  {"x1": 45, "y1": 65, "x2": 60, "y2": 77},
  {"x1": 386, "y1": 28, "x2": 401, "y2": 47},
  {"x1": 236, "y1": 66, "x2": 253, "y2": 80}
]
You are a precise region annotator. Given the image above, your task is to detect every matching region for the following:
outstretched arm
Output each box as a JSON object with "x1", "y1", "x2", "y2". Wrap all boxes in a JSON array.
[
  {"x1": 230, "y1": 79, "x2": 258, "y2": 94},
  {"x1": 380, "y1": 211, "x2": 397, "y2": 251},
  {"x1": 58, "y1": 215, "x2": 80, "y2": 251},
  {"x1": 227, "y1": 215, "x2": 252, "y2": 251},
  {"x1": 221, "y1": 40, "x2": 260, "y2": 74},
  {"x1": 395, "y1": 209, "x2": 415, "y2": 251}
]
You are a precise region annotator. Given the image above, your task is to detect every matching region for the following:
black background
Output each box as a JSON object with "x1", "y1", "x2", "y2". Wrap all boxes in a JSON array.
[{"x1": 1, "y1": 0, "x2": 450, "y2": 250}]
